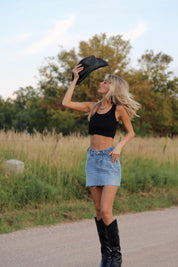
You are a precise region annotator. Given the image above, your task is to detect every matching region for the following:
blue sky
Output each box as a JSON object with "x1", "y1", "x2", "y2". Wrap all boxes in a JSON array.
[{"x1": 1, "y1": 0, "x2": 178, "y2": 99}]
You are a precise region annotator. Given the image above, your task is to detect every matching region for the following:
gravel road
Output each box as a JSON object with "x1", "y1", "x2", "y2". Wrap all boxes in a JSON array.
[{"x1": 0, "y1": 207, "x2": 178, "y2": 267}]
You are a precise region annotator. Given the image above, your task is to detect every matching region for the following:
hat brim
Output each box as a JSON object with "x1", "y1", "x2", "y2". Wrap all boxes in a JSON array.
[
  {"x1": 77, "y1": 64, "x2": 108, "y2": 84},
  {"x1": 72, "y1": 56, "x2": 109, "y2": 85}
]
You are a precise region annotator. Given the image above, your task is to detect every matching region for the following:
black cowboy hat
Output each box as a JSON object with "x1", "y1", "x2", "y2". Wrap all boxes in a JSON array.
[{"x1": 72, "y1": 55, "x2": 109, "y2": 85}]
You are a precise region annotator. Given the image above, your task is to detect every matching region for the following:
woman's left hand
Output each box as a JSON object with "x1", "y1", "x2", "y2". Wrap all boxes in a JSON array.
[{"x1": 108, "y1": 147, "x2": 122, "y2": 162}]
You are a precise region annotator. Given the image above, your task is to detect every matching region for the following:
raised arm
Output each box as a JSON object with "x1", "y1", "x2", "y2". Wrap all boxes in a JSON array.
[{"x1": 62, "y1": 64, "x2": 94, "y2": 112}]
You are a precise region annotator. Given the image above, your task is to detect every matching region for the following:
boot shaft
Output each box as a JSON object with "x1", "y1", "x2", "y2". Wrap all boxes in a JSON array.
[
  {"x1": 95, "y1": 217, "x2": 111, "y2": 254},
  {"x1": 105, "y1": 219, "x2": 122, "y2": 266},
  {"x1": 105, "y1": 219, "x2": 121, "y2": 249},
  {"x1": 95, "y1": 217, "x2": 112, "y2": 266}
]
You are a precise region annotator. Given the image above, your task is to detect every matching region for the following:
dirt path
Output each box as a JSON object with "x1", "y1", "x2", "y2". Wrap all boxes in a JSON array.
[{"x1": 0, "y1": 207, "x2": 178, "y2": 267}]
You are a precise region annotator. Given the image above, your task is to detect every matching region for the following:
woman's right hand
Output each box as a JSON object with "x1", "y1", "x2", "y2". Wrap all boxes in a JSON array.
[{"x1": 72, "y1": 64, "x2": 84, "y2": 81}]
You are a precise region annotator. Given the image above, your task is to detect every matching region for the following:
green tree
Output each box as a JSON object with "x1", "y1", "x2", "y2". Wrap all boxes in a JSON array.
[
  {"x1": 0, "y1": 97, "x2": 5, "y2": 130},
  {"x1": 135, "y1": 50, "x2": 178, "y2": 136},
  {"x1": 0, "y1": 100, "x2": 16, "y2": 131},
  {"x1": 12, "y1": 86, "x2": 44, "y2": 133},
  {"x1": 138, "y1": 49, "x2": 177, "y2": 95}
]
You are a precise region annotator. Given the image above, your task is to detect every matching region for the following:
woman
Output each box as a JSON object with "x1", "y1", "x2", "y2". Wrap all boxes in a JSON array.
[{"x1": 62, "y1": 64, "x2": 140, "y2": 267}]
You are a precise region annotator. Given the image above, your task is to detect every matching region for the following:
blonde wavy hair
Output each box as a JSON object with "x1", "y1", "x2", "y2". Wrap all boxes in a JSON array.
[{"x1": 88, "y1": 74, "x2": 141, "y2": 121}]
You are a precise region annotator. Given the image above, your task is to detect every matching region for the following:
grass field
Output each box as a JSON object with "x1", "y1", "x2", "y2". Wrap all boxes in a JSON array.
[{"x1": 0, "y1": 131, "x2": 178, "y2": 233}]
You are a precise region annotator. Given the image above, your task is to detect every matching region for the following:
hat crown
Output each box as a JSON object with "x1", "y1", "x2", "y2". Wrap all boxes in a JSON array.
[{"x1": 79, "y1": 55, "x2": 96, "y2": 68}]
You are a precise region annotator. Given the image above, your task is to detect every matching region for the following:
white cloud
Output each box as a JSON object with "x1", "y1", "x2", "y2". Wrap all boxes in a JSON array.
[
  {"x1": 123, "y1": 22, "x2": 148, "y2": 42},
  {"x1": 4, "y1": 34, "x2": 31, "y2": 45},
  {"x1": 13, "y1": 14, "x2": 76, "y2": 59}
]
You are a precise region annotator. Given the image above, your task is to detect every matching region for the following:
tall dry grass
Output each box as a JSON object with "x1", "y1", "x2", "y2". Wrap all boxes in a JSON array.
[{"x1": 0, "y1": 130, "x2": 177, "y2": 168}]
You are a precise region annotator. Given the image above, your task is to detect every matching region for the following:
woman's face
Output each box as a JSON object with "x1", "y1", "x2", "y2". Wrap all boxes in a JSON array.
[{"x1": 98, "y1": 80, "x2": 110, "y2": 95}]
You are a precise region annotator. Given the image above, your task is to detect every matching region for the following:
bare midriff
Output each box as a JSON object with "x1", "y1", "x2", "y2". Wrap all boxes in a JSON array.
[{"x1": 89, "y1": 134, "x2": 114, "y2": 150}]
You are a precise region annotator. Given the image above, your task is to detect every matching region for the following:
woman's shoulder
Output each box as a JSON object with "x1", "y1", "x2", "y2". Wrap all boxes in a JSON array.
[
  {"x1": 115, "y1": 104, "x2": 127, "y2": 121},
  {"x1": 115, "y1": 104, "x2": 126, "y2": 112}
]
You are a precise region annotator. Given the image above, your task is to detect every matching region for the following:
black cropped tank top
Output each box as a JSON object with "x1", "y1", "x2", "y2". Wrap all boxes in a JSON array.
[{"x1": 88, "y1": 104, "x2": 118, "y2": 138}]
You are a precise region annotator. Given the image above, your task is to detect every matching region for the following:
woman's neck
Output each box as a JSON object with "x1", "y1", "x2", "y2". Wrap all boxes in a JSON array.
[
  {"x1": 101, "y1": 98, "x2": 111, "y2": 106},
  {"x1": 99, "y1": 98, "x2": 112, "y2": 110}
]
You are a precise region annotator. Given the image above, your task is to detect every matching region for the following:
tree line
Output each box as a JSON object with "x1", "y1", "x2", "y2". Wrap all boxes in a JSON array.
[{"x1": 0, "y1": 33, "x2": 177, "y2": 136}]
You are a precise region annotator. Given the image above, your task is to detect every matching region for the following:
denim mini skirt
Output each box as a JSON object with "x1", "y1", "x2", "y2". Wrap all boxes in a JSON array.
[{"x1": 85, "y1": 146, "x2": 121, "y2": 187}]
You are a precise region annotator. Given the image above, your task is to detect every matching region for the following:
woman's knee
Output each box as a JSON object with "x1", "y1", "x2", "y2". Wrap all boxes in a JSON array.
[{"x1": 101, "y1": 206, "x2": 112, "y2": 221}]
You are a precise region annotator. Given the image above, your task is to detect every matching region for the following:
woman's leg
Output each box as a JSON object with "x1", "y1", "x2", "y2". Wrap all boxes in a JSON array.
[
  {"x1": 101, "y1": 186, "x2": 122, "y2": 266},
  {"x1": 90, "y1": 186, "x2": 103, "y2": 220},
  {"x1": 100, "y1": 185, "x2": 119, "y2": 225},
  {"x1": 90, "y1": 186, "x2": 112, "y2": 266}
]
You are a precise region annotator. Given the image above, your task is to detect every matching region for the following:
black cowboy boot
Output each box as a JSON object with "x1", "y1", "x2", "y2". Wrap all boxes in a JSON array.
[
  {"x1": 95, "y1": 217, "x2": 112, "y2": 267},
  {"x1": 105, "y1": 219, "x2": 122, "y2": 267}
]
